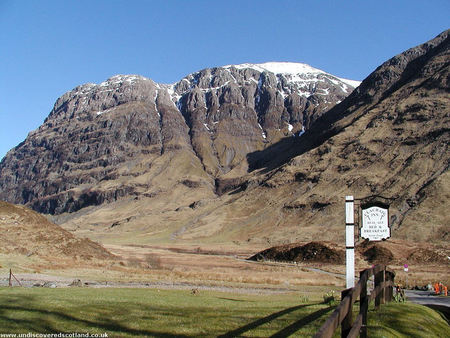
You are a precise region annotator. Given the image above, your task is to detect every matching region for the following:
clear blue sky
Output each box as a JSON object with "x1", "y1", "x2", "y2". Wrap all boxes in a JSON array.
[{"x1": 1, "y1": 0, "x2": 449, "y2": 160}]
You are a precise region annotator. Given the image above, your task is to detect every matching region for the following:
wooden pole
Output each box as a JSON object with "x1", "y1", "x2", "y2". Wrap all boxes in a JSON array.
[
  {"x1": 374, "y1": 268, "x2": 385, "y2": 309},
  {"x1": 341, "y1": 288, "x2": 353, "y2": 338},
  {"x1": 11, "y1": 271, "x2": 22, "y2": 287},
  {"x1": 8, "y1": 269, "x2": 22, "y2": 287},
  {"x1": 386, "y1": 271, "x2": 394, "y2": 302},
  {"x1": 359, "y1": 270, "x2": 368, "y2": 338},
  {"x1": 390, "y1": 271, "x2": 394, "y2": 301}
]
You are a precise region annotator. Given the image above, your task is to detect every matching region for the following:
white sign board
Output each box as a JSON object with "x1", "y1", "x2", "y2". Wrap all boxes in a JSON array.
[{"x1": 361, "y1": 205, "x2": 390, "y2": 241}]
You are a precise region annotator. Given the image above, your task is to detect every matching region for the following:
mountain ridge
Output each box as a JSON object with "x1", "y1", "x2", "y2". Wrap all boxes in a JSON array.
[{"x1": 0, "y1": 61, "x2": 359, "y2": 215}]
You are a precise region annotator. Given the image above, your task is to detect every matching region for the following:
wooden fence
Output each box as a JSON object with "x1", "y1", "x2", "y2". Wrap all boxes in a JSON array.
[
  {"x1": 8, "y1": 269, "x2": 22, "y2": 287},
  {"x1": 314, "y1": 265, "x2": 395, "y2": 338}
]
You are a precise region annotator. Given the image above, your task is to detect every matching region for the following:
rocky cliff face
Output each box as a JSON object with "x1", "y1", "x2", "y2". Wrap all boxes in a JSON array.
[
  {"x1": 0, "y1": 62, "x2": 358, "y2": 215},
  {"x1": 175, "y1": 63, "x2": 357, "y2": 176}
]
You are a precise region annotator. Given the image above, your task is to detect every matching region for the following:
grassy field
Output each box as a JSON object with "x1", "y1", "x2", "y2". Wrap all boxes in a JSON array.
[
  {"x1": 0, "y1": 287, "x2": 448, "y2": 337},
  {"x1": 0, "y1": 287, "x2": 334, "y2": 337}
]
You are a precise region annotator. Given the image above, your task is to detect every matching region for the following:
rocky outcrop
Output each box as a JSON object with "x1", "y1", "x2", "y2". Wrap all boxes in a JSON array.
[
  {"x1": 0, "y1": 63, "x2": 358, "y2": 214},
  {"x1": 174, "y1": 63, "x2": 357, "y2": 176},
  {"x1": 0, "y1": 75, "x2": 194, "y2": 214}
]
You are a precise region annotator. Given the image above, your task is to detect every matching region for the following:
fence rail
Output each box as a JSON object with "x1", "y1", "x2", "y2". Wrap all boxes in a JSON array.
[{"x1": 314, "y1": 265, "x2": 395, "y2": 338}]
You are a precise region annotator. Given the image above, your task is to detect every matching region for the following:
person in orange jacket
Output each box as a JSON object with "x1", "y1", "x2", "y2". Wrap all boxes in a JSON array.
[{"x1": 434, "y1": 282, "x2": 440, "y2": 294}]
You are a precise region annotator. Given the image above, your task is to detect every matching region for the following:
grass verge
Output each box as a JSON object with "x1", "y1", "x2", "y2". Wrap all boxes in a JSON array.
[{"x1": 367, "y1": 301, "x2": 449, "y2": 337}]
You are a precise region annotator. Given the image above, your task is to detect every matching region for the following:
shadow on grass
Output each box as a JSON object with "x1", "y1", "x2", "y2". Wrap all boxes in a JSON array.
[
  {"x1": 270, "y1": 305, "x2": 335, "y2": 337},
  {"x1": 0, "y1": 295, "x2": 189, "y2": 337},
  {"x1": 424, "y1": 304, "x2": 450, "y2": 322},
  {"x1": 216, "y1": 297, "x2": 254, "y2": 302},
  {"x1": 218, "y1": 303, "x2": 333, "y2": 338}
]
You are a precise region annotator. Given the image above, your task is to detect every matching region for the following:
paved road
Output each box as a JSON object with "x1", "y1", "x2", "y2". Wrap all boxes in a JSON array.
[
  {"x1": 405, "y1": 290, "x2": 450, "y2": 307},
  {"x1": 405, "y1": 290, "x2": 450, "y2": 320}
]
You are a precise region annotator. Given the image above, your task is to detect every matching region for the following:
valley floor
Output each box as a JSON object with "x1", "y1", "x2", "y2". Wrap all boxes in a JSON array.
[
  {"x1": 1, "y1": 241, "x2": 449, "y2": 337},
  {"x1": 2, "y1": 241, "x2": 449, "y2": 291}
]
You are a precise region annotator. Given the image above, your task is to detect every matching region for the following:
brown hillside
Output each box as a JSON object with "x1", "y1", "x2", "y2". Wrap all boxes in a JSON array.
[
  {"x1": 0, "y1": 201, "x2": 115, "y2": 263},
  {"x1": 203, "y1": 29, "x2": 450, "y2": 245}
]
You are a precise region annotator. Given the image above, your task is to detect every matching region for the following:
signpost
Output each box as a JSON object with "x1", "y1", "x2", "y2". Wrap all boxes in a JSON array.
[
  {"x1": 345, "y1": 197, "x2": 390, "y2": 289},
  {"x1": 345, "y1": 196, "x2": 355, "y2": 288}
]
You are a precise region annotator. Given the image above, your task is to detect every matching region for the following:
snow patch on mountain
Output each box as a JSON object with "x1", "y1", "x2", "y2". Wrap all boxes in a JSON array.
[
  {"x1": 224, "y1": 62, "x2": 361, "y2": 89},
  {"x1": 225, "y1": 62, "x2": 323, "y2": 75}
]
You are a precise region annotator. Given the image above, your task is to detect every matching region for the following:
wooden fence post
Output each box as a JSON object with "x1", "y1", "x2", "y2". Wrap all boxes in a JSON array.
[
  {"x1": 341, "y1": 288, "x2": 352, "y2": 338},
  {"x1": 359, "y1": 270, "x2": 368, "y2": 338},
  {"x1": 375, "y1": 269, "x2": 381, "y2": 309},
  {"x1": 8, "y1": 269, "x2": 22, "y2": 287},
  {"x1": 385, "y1": 271, "x2": 394, "y2": 302},
  {"x1": 375, "y1": 267, "x2": 385, "y2": 308},
  {"x1": 314, "y1": 265, "x2": 395, "y2": 338}
]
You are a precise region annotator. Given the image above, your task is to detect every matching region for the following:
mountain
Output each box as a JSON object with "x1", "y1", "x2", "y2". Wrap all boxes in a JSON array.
[
  {"x1": 1, "y1": 29, "x2": 449, "y2": 248},
  {"x1": 0, "y1": 62, "x2": 358, "y2": 216}
]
